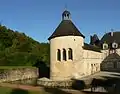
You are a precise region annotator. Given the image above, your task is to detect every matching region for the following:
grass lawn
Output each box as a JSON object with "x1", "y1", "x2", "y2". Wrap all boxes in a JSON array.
[{"x1": 0, "y1": 87, "x2": 47, "y2": 94}]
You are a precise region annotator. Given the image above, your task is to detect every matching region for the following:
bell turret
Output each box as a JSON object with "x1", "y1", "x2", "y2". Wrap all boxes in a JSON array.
[{"x1": 62, "y1": 10, "x2": 71, "y2": 20}]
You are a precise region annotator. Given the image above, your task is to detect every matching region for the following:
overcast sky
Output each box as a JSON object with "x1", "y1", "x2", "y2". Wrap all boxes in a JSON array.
[{"x1": 0, "y1": 0, "x2": 120, "y2": 43}]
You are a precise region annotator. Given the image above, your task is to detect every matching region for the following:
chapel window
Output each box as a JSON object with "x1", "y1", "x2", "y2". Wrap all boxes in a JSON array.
[
  {"x1": 63, "y1": 49, "x2": 67, "y2": 61},
  {"x1": 68, "y1": 48, "x2": 73, "y2": 60},
  {"x1": 57, "y1": 49, "x2": 61, "y2": 61}
]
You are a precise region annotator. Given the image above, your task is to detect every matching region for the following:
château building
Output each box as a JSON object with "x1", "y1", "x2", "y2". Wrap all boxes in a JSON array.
[{"x1": 48, "y1": 10, "x2": 120, "y2": 80}]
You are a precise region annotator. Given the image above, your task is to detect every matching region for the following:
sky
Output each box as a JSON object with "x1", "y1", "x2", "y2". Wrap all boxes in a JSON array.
[{"x1": 0, "y1": 0, "x2": 120, "y2": 43}]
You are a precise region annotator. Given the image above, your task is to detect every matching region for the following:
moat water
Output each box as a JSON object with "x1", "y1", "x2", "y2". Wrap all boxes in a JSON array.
[{"x1": 7, "y1": 78, "x2": 38, "y2": 86}]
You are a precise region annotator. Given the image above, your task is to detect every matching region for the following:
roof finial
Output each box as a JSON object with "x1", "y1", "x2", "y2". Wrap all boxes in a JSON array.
[
  {"x1": 64, "y1": 4, "x2": 67, "y2": 11},
  {"x1": 62, "y1": 5, "x2": 71, "y2": 20}
]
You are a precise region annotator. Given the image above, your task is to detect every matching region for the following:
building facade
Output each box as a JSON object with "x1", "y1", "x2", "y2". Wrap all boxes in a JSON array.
[{"x1": 48, "y1": 10, "x2": 120, "y2": 80}]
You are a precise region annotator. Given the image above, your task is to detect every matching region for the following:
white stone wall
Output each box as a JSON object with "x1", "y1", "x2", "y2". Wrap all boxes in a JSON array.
[
  {"x1": 101, "y1": 50, "x2": 109, "y2": 60},
  {"x1": 49, "y1": 36, "x2": 111, "y2": 81},
  {"x1": 50, "y1": 36, "x2": 84, "y2": 80},
  {"x1": 83, "y1": 50, "x2": 102, "y2": 76}
]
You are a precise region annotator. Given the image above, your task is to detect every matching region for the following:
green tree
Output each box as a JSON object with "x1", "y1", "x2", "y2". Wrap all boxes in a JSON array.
[{"x1": 0, "y1": 25, "x2": 50, "y2": 66}]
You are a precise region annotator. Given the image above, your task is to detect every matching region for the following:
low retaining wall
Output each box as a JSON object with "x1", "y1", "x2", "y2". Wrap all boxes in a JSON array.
[
  {"x1": 37, "y1": 79, "x2": 73, "y2": 88},
  {"x1": 0, "y1": 67, "x2": 38, "y2": 82},
  {"x1": 37, "y1": 78, "x2": 95, "y2": 89}
]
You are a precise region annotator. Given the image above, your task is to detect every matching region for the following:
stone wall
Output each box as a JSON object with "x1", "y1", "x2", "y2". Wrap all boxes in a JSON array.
[
  {"x1": 0, "y1": 67, "x2": 38, "y2": 82},
  {"x1": 50, "y1": 36, "x2": 84, "y2": 80},
  {"x1": 83, "y1": 50, "x2": 102, "y2": 76},
  {"x1": 37, "y1": 78, "x2": 73, "y2": 88},
  {"x1": 37, "y1": 78, "x2": 90, "y2": 89}
]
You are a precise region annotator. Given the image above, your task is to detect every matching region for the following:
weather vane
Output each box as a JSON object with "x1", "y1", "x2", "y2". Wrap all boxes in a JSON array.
[{"x1": 64, "y1": 4, "x2": 68, "y2": 11}]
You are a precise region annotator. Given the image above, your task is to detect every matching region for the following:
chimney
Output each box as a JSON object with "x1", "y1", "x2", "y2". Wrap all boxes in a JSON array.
[
  {"x1": 110, "y1": 29, "x2": 114, "y2": 36},
  {"x1": 111, "y1": 32, "x2": 113, "y2": 36}
]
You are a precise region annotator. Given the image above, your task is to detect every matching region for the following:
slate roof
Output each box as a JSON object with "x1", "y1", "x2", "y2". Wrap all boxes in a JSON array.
[
  {"x1": 48, "y1": 20, "x2": 85, "y2": 40},
  {"x1": 83, "y1": 43, "x2": 101, "y2": 52},
  {"x1": 101, "y1": 32, "x2": 120, "y2": 44},
  {"x1": 90, "y1": 34, "x2": 100, "y2": 46}
]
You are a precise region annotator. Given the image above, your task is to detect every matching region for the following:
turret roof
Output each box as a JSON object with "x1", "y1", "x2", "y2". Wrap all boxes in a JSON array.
[{"x1": 48, "y1": 20, "x2": 85, "y2": 40}]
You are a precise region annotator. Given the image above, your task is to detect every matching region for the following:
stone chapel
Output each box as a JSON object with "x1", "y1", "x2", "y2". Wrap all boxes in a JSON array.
[{"x1": 48, "y1": 10, "x2": 120, "y2": 81}]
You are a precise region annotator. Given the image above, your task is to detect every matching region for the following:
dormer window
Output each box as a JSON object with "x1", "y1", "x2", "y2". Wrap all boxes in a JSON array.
[
  {"x1": 112, "y1": 42, "x2": 118, "y2": 49},
  {"x1": 103, "y1": 43, "x2": 108, "y2": 50}
]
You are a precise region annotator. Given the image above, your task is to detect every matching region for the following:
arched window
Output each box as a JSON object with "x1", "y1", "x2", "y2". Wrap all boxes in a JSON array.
[
  {"x1": 57, "y1": 49, "x2": 61, "y2": 61},
  {"x1": 68, "y1": 48, "x2": 73, "y2": 60},
  {"x1": 63, "y1": 49, "x2": 66, "y2": 61}
]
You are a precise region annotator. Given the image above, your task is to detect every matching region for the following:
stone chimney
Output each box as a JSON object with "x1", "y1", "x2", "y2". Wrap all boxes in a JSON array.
[
  {"x1": 110, "y1": 29, "x2": 114, "y2": 36},
  {"x1": 111, "y1": 32, "x2": 113, "y2": 36}
]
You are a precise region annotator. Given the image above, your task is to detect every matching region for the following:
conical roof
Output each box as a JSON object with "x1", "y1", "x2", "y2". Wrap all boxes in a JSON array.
[{"x1": 48, "y1": 20, "x2": 85, "y2": 40}]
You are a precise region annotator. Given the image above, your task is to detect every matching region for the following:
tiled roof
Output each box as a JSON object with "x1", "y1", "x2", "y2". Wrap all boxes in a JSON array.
[{"x1": 48, "y1": 20, "x2": 85, "y2": 40}]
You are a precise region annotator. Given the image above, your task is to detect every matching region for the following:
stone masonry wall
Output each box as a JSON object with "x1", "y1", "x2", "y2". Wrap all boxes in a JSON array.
[
  {"x1": 37, "y1": 79, "x2": 73, "y2": 88},
  {"x1": 83, "y1": 50, "x2": 102, "y2": 76},
  {"x1": 50, "y1": 36, "x2": 84, "y2": 80},
  {"x1": 0, "y1": 67, "x2": 38, "y2": 82}
]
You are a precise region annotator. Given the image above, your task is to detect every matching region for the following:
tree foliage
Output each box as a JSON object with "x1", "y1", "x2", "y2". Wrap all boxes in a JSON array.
[{"x1": 0, "y1": 25, "x2": 50, "y2": 66}]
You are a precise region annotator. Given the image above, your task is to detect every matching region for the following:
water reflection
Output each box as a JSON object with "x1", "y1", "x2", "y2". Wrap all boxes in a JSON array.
[
  {"x1": 8, "y1": 78, "x2": 38, "y2": 86},
  {"x1": 10, "y1": 88, "x2": 29, "y2": 94},
  {"x1": 84, "y1": 77, "x2": 120, "y2": 94}
]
